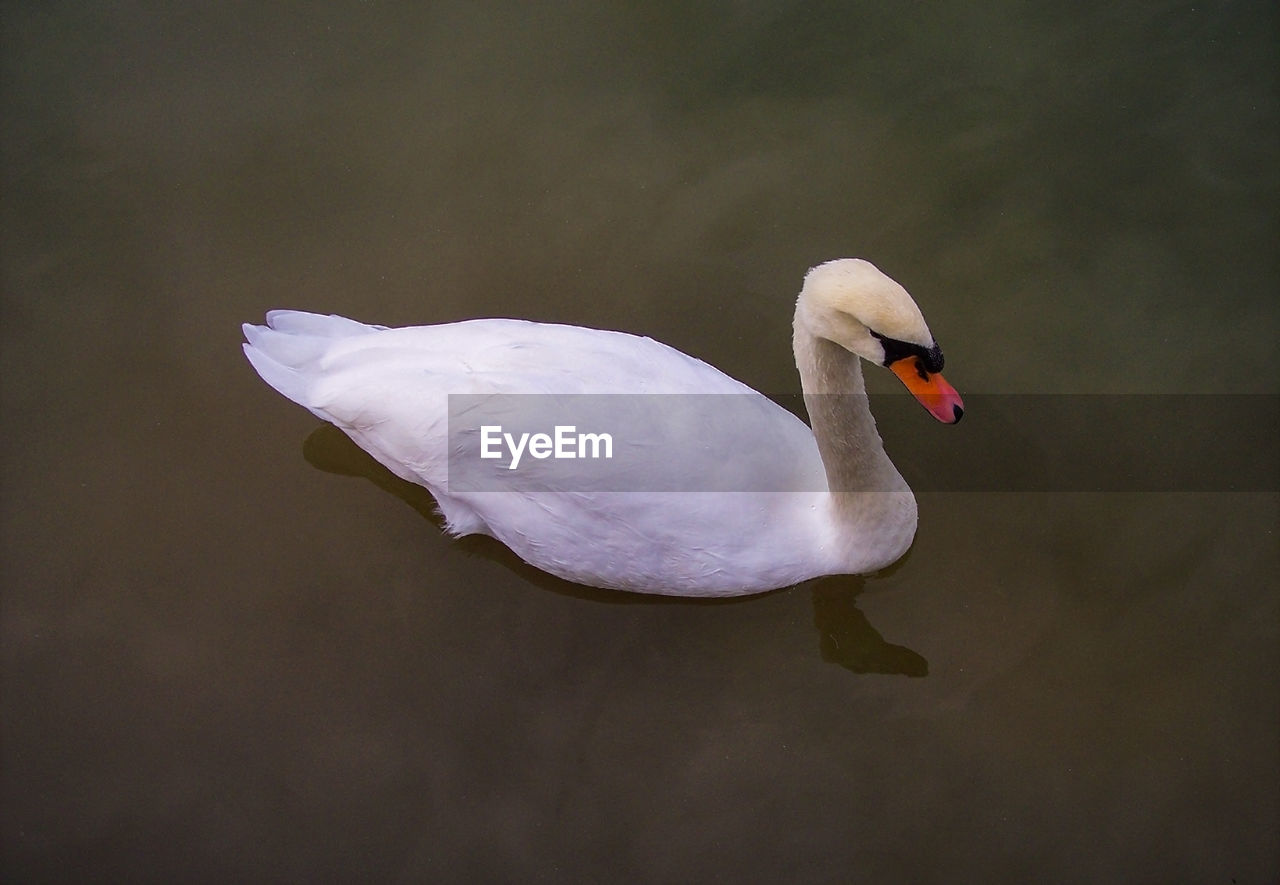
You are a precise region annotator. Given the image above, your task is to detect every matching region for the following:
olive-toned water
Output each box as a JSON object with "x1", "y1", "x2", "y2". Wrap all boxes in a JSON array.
[{"x1": 3, "y1": 1, "x2": 1277, "y2": 880}]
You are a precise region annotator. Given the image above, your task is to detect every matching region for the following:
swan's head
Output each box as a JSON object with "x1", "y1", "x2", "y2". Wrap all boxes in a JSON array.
[{"x1": 798, "y1": 258, "x2": 964, "y2": 423}]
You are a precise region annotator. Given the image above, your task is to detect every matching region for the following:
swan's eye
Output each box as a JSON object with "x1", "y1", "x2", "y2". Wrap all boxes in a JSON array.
[{"x1": 920, "y1": 343, "x2": 945, "y2": 374}]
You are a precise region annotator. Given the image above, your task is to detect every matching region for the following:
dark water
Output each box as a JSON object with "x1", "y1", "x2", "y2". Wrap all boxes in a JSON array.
[{"x1": 3, "y1": 1, "x2": 1277, "y2": 881}]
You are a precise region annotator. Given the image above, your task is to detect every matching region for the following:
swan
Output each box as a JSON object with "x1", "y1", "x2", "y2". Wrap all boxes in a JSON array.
[{"x1": 242, "y1": 258, "x2": 962, "y2": 597}]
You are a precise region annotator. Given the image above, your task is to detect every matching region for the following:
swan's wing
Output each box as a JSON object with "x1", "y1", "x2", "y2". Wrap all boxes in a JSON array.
[{"x1": 244, "y1": 312, "x2": 841, "y2": 592}]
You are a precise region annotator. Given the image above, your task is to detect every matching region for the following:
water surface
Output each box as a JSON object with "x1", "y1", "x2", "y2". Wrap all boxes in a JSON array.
[{"x1": 2, "y1": 1, "x2": 1277, "y2": 880}]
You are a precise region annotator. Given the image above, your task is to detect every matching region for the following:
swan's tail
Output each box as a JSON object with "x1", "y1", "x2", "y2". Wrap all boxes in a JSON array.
[{"x1": 242, "y1": 310, "x2": 382, "y2": 414}]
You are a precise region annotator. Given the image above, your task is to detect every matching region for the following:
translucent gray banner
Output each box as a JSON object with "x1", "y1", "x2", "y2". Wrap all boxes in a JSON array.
[{"x1": 446, "y1": 394, "x2": 1278, "y2": 492}]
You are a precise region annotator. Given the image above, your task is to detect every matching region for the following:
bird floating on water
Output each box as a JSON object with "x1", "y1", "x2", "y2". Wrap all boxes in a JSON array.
[{"x1": 243, "y1": 259, "x2": 962, "y2": 597}]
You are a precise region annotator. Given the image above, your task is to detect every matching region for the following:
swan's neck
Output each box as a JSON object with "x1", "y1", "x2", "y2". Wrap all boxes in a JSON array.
[
  {"x1": 792, "y1": 321, "x2": 906, "y2": 496},
  {"x1": 792, "y1": 306, "x2": 915, "y2": 568}
]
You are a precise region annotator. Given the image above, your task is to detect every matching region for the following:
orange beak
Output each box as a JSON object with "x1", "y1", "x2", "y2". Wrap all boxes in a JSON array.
[{"x1": 889, "y1": 356, "x2": 964, "y2": 424}]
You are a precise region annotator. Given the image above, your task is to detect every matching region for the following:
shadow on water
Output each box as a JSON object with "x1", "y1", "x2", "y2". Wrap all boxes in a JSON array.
[
  {"x1": 811, "y1": 575, "x2": 928, "y2": 677},
  {"x1": 302, "y1": 423, "x2": 928, "y2": 676}
]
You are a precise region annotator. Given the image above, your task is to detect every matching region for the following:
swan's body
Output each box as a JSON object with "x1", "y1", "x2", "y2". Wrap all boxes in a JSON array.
[{"x1": 243, "y1": 259, "x2": 962, "y2": 597}]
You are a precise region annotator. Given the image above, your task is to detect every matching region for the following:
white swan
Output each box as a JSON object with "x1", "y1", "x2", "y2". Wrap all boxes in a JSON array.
[{"x1": 242, "y1": 258, "x2": 962, "y2": 597}]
